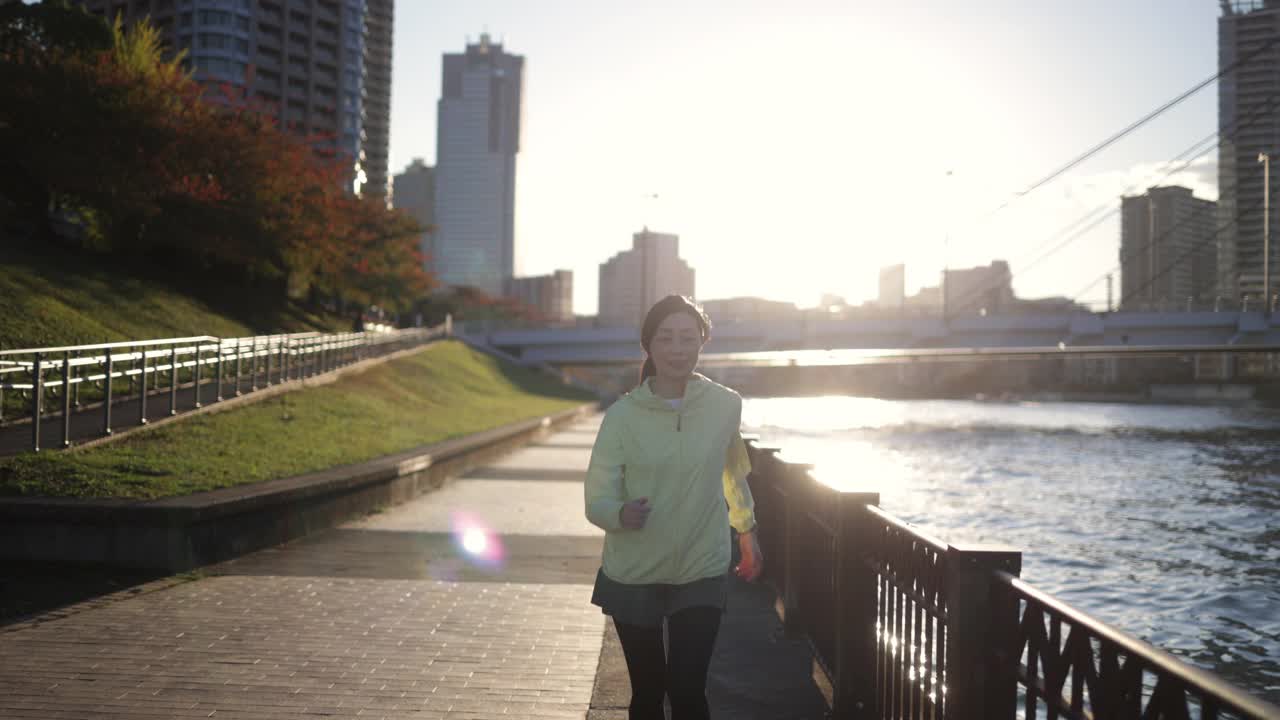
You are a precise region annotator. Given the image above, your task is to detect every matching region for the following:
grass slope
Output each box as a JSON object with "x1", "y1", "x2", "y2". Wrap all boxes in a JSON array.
[
  {"x1": 0, "y1": 341, "x2": 594, "y2": 499},
  {"x1": 0, "y1": 244, "x2": 343, "y2": 350}
]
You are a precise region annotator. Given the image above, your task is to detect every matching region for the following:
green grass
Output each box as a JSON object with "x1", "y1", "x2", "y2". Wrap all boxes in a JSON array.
[
  {"x1": 0, "y1": 244, "x2": 345, "y2": 350},
  {"x1": 0, "y1": 341, "x2": 595, "y2": 499}
]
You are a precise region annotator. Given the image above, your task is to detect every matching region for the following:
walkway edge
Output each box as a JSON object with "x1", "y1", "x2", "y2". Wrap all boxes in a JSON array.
[{"x1": 0, "y1": 403, "x2": 596, "y2": 572}]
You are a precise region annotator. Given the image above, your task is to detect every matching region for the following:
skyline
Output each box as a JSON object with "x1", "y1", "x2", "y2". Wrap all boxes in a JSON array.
[{"x1": 390, "y1": 1, "x2": 1223, "y2": 316}]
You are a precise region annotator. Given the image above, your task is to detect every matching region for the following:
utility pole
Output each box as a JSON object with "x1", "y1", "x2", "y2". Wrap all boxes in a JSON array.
[
  {"x1": 941, "y1": 170, "x2": 953, "y2": 323},
  {"x1": 1259, "y1": 153, "x2": 1272, "y2": 317},
  {"x1": 1106, "y1": 273, "x2": 1113, "y2": 313}
]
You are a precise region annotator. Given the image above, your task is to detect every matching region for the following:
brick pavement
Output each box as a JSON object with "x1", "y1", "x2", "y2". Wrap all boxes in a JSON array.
[{"x1": 0, "y1": 417, "x2": 831, "y2": 719}]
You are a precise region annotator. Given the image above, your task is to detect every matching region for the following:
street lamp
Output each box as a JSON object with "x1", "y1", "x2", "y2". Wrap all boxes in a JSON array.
[
  {"x1": 1258, "y1": 152, "x2": 1272, "y2": 316},
  {"x1": 941, "y1": 170, "x2": 954, "y2": 322}
]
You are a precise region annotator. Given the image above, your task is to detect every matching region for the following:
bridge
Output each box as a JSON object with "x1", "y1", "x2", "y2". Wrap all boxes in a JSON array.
[{"x1": 470, "y1": 310, "x2": 1280, "y2": 366}]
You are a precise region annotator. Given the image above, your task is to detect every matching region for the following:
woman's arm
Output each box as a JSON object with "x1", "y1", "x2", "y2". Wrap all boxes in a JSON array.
[
  {"x1": 723, "y1": 398, "x2": 757, "y2": 534},
  {"x1": 584, "y1": 412, "x2": 628, "y2": 532},
  {"x1": 725, "y1": 398, "x2": 762, "y2": 581}
]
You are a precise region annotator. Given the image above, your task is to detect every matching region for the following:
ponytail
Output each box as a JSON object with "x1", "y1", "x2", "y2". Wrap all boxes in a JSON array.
[{"x1": 639, "y1": 356, "x2": 657, "y2": 385}]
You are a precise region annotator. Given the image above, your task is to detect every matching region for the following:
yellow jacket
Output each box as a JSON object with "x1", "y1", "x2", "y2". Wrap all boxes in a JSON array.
[{"x1": 584, "y1": 373, "x2": 755, "y2": 585}]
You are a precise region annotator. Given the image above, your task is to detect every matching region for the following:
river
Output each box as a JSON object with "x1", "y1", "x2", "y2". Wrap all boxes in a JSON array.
[{"x1": 740, "y1": 396, "x2": 1280, "y2": 705}]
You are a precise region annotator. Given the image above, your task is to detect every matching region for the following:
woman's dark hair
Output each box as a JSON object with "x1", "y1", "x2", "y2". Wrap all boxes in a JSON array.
[{"x1": 639, "y1": 295, "x2": 712, "y2": 385}]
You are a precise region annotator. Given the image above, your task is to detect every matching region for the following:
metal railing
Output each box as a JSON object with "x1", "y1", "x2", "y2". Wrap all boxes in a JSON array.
[
  {"x1": 742, "y1": 440, "x2": 1280, "y2": 720},
  {"x1": 0, "y1": 325, "x2": 447, "y2": 453}
]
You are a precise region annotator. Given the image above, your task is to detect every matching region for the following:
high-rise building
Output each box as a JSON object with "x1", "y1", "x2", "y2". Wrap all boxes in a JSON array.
[
  {"x1": 1218, "y1": 1, "x2": 1280, "y2": 302},
  {"x1": 943, "y1": 261, "x2": 1015, "y2": 316},
  {"x1": 75, "y1": 0, "x2": 391, "y2": 198},
  {"x1": 598, "y1": 228, "x2": 696, "y2": 328},
  {"x1": 361, "y1": 0, "x2": 392, "y2": 201},
  {"x1": 431, "y1": 33, "x2": 523, "y2": 295},
  {"x1": 1119, "y1": 186, "x2": 1218, "y2": 310},
  {"x1": 878, "y1": 264, "x2": 905, "y2": 310},
  {"x1": 506, "y1": 270, "x2": 573, "y2": 325},
  {"x1": 391, "y1": 158, "x2": 434, "y2": 266}
]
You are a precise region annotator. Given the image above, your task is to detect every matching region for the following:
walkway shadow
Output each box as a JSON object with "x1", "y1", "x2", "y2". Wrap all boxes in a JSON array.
[
  {"x1": 588, "y1": 576, "x2": 831, "y2": 720},
  {"x1": 0, "y1": 561, "x2": 166, "y2": 628},
  {"x1": 208, "y1": 528, "x2": 602, "y2": 585},
  {"x1": 709, "y1": 576, "x2": 831, "y2": 719}
]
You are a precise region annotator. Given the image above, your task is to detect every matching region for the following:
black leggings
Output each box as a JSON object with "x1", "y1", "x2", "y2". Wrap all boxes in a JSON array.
[{"x1": 613, "y1": 606, "x2": 722, "y2": 720}]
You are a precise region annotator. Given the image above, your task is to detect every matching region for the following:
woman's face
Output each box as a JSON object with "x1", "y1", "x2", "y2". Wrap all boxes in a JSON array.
[{"x1": 649, "y1": 311, "x2": 704, "y2": 380}]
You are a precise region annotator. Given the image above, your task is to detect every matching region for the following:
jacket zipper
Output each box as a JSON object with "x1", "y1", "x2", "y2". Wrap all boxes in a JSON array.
[{"x1": 675, "y1": 404, "x2": 684, "y2": 574}]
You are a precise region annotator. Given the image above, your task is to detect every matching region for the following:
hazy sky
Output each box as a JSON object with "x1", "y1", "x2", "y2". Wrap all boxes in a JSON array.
[{"x1": 390, "y1": 1, "x2": 1221, "y2": 315}]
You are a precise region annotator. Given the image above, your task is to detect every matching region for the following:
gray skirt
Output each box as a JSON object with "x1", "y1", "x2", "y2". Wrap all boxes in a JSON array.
[{"x1": 590, "y1": 568, "x2": 728, "y2": 628}]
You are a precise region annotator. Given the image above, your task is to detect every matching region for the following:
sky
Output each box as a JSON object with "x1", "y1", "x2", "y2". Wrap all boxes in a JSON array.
[{"x1": 388, "y1": 0, "x2": 1223, "y2": 315}]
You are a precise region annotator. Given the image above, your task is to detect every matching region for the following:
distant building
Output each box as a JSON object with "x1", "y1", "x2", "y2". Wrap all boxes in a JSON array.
[
  {"x1": 906, "y1": 285, "x2": 942, "y2": 310},
  {"x1": 700, "y1": 297, "x2": 798, "y2": 326},
  {"x1": 432, "y1": 33, "x2": 523, "y2": 295},
  {"x1": 1013, "y1": 296, "x2": 1090, "y2": 314},
  {"x1": 76, "y1": 0, "x2": 391, "y2": 198},
  {"x1": 1219, "y1": 1, "x2": 1280, "y2": 301},
  {"x1": 391, "y1": 159, "x2": 434, "y2": 271},
  {"x1": 598, "y1": 228, "x2": 696, "y2": 327},
  {"x1": 1120, "y1": 186, "x2": 1217, "y2": 311},
  {"x1": 361, "y1": 0, "x2": 394, "y2": 201},
  {"x1": 506, "y1": 270, "x2": 573, "y2": 325},
  {"x1": 944, "y1": 261, "x2": 1014, "y2": 316},
  {"x1": 878, "y1": 264, "x2": 905, "y2": 310}
]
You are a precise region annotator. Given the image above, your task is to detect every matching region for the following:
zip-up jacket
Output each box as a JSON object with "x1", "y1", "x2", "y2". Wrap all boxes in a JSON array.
[{"x1": 584, "y1": 373, "x2": 756, "y2": 585}]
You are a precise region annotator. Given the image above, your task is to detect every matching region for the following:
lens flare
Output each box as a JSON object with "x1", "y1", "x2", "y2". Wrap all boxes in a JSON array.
[
  {"x1": 462, "y1": 528, "x2": 487, "y2": 554},
  {"x1": 449, "y1": 511, "x2": 505, "y2": 570}
]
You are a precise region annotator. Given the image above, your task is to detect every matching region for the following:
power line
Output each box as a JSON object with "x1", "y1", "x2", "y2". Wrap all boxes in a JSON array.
[
  {"x1": 942, "y1": 87, "x2": 1280, "y2": 319},
  {"x1": 954, "y1": 32, "x2": 1280, "y2": 240}
]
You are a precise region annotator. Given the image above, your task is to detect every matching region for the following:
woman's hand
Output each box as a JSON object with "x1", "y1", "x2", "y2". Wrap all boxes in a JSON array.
[
  {"x1": 735, "y1": 530, "x2": 763, "y2": 582},
  {"x1": 619, "y1": 498, "x2": 651, "y2": 530}
]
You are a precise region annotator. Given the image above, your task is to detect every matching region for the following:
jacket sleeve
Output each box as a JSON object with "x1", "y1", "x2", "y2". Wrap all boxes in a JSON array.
[
  {"x1": 584, "y1": 411, "x2": 627, "y2": 532},
  {"x1": 723, "y1": 398, "x2": 757, "y2": 533}
]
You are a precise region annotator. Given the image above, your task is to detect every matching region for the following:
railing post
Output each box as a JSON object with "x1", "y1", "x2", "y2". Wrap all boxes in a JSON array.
[
  {"x1": 138, "y1": 348, "x2": 148, "y2": 425},
  {"x1": 103, "y1": 349, "x2": 114, "y2": 435},
  {"x1": 265, "y1": 337, "x2": 273, "y2": 385},
  {"x1": 215, "y1": 342, "x2": 224, "y2": 402},
  {"x1": 169, "y1": 346, "x2": 178, "y2": 415},
  {"x1": 193, "y1": 343, "x2": 202, "y2": 408},
  {"x1": 31, "y1": 352, "x2": 43, "y2": 452},
  {"x1": 61, "y1": 351, "x2": 72, "y2": 447},
  {"x1": 777, "y1": 456, "x2": 812, "y2": 634},
  {"x1": 944, "y1": 544, "x2": 1023, "y2": 720},
  {"x1": 832, "y1": 490, "x2": 881, "y2": 719},
  {"x1": 234, "y1": 339, "x2": 242, "y2": 396},
  {"x1": 250, "y1": 337, "x2": 258, "y2": 392}
]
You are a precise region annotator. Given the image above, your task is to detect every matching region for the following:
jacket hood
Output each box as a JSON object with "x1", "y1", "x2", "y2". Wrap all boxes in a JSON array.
[{"x1": 625, "y1": 372, "x2": 715, "y2": 411}]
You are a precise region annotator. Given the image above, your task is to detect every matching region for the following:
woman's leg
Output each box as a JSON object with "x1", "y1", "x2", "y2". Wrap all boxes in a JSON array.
[
  {"x1": 613, "y1": 619, "x2": 667, "y2": 720},
  {"x1": 665, "y1": 606, "x2": 723, "y2": 720}
]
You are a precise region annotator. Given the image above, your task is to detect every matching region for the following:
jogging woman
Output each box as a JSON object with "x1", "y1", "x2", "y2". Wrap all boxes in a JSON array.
[{"x1": 584, "y1": 294, "x2": 762, "y2": 720}]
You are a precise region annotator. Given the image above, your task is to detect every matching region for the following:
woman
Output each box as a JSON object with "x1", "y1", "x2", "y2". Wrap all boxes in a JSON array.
[{"x1": 584, "y1": 294, "x2": 763, "y2": 720}]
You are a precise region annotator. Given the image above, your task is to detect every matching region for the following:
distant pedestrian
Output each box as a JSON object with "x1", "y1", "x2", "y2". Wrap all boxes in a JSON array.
[
  {"x1": 352, "y1": 310, "x2": 365, "y2": 333},
  {"x1": 584, "y1": 294, "x2": 762, "y2": 720}
]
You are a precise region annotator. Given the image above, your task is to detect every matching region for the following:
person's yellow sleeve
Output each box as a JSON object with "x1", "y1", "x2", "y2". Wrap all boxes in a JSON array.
[{"x1": 723, "y1": 429, "x2": 756, "y2": 533}]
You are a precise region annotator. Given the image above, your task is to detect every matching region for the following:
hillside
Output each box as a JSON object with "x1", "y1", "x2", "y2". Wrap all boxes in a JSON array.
[{"x1": 0, "y1": 244, "x2": 345, "y2": 350}]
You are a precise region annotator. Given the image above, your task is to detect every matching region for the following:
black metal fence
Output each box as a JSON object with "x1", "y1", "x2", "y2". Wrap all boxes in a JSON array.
[
  {"x1": 0, "y1": 325, "x2": 447, "y2": 453},
  {"x1": 743, "y1": 439, "x2": 1280, "y2": 720}
]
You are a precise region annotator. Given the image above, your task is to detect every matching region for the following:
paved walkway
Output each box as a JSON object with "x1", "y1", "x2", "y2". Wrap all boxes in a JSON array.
[{"x1": 0, "y1": 417, "x2": 829, "y2": 719}]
